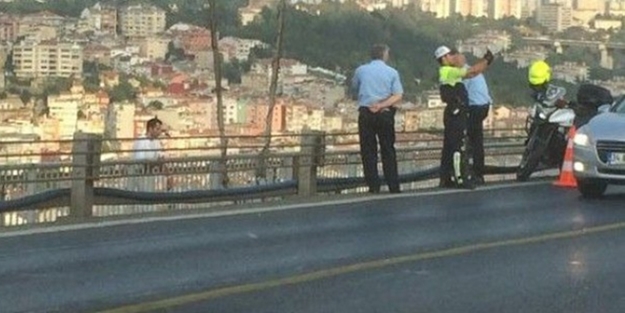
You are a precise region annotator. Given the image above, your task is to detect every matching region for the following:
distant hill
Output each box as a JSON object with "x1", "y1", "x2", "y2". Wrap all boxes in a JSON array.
[
  {"x1": 235, "y1": 4, "x2": 582, "y2": 106},
  {"x1": 0, "y1": 0, "x2": 588, "y2": 106}
]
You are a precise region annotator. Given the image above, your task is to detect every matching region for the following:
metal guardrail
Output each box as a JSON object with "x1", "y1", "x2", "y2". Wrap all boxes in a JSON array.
[{"x1": 0, "y1": 129, "x2": 537, "y2": 227}]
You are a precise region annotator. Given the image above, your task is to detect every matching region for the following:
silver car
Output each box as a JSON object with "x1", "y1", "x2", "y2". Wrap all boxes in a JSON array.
[{"x1": 573, "y1": 96, "x2": 625, "y2": 198}]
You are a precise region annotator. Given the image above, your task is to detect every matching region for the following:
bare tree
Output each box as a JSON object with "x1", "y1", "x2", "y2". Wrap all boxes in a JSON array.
[
  {"x1": 209, "y1": 0, "x2": 229, "y2": 188},
  {"x1": 257, "y1": 0, "x2": 287, "y2": 182}
]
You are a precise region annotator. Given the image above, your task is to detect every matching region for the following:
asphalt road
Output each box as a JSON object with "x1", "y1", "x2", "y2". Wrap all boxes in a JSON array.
[{"x1": 1, "y1": 183, "x2": 625, "y2": 313}]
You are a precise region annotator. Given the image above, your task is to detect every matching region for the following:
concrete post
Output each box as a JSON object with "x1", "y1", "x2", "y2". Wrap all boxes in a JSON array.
[
  {"x1": 599, "y1": 45, "x2": 614, "y2": 70},
  {"x1": 22, "y1": 169, "x2": 39, "y2": 223},
  {"x1": 70, "y1": 132, "x2": 102, "y2": 219},
  {"x1": 296, "y1": 131, "x2": 325, "y2": 197},
  {"x1": 0, "y1": 184, "x2": 5, "y2": 226},
  {"x1": 282, "y1": 156, "x2": 293, "y2": 182},
  {"x1": 209, "y1": 161, "x2": 225, "y2": 189}
]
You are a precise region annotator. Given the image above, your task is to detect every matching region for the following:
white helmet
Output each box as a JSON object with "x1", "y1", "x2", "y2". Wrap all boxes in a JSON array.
[{"x1": 434, "y1": 46, "x2": 452, "y2": 59}]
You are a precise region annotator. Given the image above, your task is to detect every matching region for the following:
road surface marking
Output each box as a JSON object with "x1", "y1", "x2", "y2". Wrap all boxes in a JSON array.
[
  {"x1": 0, "y1": 181, "x2": 548, "y2": 238},
  {"x1": 97, "y1": 220, "x2": 625, "y2": 313}
]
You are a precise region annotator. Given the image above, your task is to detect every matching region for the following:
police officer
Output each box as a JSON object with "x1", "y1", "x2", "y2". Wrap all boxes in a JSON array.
[
  {"x1": 527, "y1": 60, "x2": 569, "y2": 129},
  {"x1": 352, "y1": 44, "x2": 403, "y2": 194},
  {"x1": 528, "y1": 60, "x2": 566, "y2": 107},
  {"x1": 464, "y1": 62, "x2": 493, "y2": 185},
  {"x1": 434, "y1": 46, "x2": 494, "y2": 189},
  {"x1": 528, "y1": 60, "x2": 612, "y2": 129}
]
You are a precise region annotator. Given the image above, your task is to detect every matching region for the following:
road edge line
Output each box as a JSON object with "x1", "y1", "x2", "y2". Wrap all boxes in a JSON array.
[{"x1": 0, "y1": 181, "x2": 549, "y2": 238}]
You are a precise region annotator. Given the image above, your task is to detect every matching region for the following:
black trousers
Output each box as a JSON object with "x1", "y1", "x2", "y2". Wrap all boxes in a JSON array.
[
  {"x1": 467, "y1": 105, "x2": 490, "y2": 178},
  {"x1": 358, "y1": 107, "x2": 400, "y2": 193},
  {"x1": 440, "y1": 105, "x2": 470, "y2": 184}
]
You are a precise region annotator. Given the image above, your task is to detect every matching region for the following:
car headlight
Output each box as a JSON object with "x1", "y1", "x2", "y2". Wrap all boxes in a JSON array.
[{"x1": 573, "y1": 133, "x2": 590, "y2": 146}]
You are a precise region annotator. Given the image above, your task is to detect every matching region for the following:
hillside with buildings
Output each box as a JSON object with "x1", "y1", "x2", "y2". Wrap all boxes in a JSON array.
[{"x1": 1, "y1": 0, "x2": 625, "y2": 167}]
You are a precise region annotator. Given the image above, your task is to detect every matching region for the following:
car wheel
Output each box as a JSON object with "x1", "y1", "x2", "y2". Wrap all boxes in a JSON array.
[{"x1": 577, "y1": 180, "x2": 608, "y2": 199}]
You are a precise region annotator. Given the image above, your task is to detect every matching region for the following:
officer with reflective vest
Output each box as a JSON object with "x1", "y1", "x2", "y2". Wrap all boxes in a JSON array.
[
  {"x1": 434, "y1": 46, "x2": 494, "y2": 189},
  {"x1": 528, "y1": 60, "x2": 566, "y2": 109},
  {"x1": 528, "y1": 60, "x2": 612, "y2": 130}
]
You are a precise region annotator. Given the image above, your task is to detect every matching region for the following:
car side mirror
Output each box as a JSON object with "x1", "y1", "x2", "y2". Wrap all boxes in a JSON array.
[{"x1": 598, "y1": 104, "x2": 611, "y2": 113}]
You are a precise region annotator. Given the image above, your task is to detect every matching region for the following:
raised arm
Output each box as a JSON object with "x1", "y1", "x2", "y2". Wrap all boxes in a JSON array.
[
  {"x1": 465, "y1": 49, "x2": 494, "y2": 78},
  {"x1": 465, "y1": 58, "x2": 489, "y2": 78}
]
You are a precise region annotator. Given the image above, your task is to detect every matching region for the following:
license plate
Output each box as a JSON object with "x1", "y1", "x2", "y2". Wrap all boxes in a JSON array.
[{"x1": 609, "y1": 153, "x2": 625, "y2": 165}]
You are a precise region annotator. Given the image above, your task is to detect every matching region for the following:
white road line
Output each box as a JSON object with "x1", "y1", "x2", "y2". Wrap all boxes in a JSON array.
[{"x1": 0, "y1": 181, "x2": 549, "y2": 238}]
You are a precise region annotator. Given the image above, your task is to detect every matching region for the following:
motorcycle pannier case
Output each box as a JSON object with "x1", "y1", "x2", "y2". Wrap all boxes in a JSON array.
[{"x1": 577, "y1": 84, "x2": 613, "y2": 108}]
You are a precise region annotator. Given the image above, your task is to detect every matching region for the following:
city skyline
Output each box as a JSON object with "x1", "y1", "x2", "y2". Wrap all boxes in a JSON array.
[{"x1": 2, "y1": 0, "x2": 625, "y2": 167}]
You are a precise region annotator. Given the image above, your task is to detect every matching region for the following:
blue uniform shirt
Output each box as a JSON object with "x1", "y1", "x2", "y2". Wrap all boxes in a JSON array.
[
  {"x1": 463, "y1": 69, "x2": 492, "y2": 106},
  {"x1": 351, "y1": 60, "x2": 403, "y2": 108}
]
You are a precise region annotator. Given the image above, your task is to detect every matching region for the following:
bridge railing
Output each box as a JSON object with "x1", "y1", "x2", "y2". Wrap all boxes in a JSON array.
[{"x1": 0, "y1": 128, "x2": 537, "y2": 227}]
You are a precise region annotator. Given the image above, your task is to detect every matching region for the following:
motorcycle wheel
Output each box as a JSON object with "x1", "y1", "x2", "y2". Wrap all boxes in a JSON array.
[
  {"x1": 547, "y1": 130, "x2": 568, "y2": 168},
  {"x1": 516, "y1": 135, "x2": 544, "y2": 182}
]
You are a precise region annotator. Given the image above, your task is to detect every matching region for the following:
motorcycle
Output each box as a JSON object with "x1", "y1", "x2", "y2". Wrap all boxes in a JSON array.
[
  {"x1": 516, "y1": 84, "x2": 614, "y2": 181},
  {"x1": 516, "y1": 85, "x2": 574, "y2": 182}
]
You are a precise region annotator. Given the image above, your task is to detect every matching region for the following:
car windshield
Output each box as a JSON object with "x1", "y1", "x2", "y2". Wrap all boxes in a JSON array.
[{"x1": 613, "y1": 97, "x2": 625, "y2": 114}]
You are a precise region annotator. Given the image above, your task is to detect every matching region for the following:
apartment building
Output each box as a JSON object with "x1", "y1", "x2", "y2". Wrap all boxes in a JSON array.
[
  {"x1": 20, "y1": 25, "x2": 57, "y2": 42},
  {"x1": 574, "y1": 0, "x2": 604, "y2": 11},
  {"x1": 114, "y1": 102, "x2": 136, "y2": 143},
  {"x1": 79, "y1": 2, "x2": 118, "y2": 34},
  {"x1": 594, "y1": 18, "x2": 622, "y2": 30},
  {"x1": 118, "y1": 4, "x2": 167, "y2": 38},
  {"x1": 222, "y1": 97, "x2": 248, "y2": 125},
  {"x1": 0, "y1": 43, "x2": 6, "y2": 88},
  {"x1": 48, "y1": 92, "x2": 81, "y2": 140},
  {"x1": 246, "y1": 102, "x2": 287, "y2": 133},
  {"x1": 83, "y1": 43, "x2": 112, "y2": 65},
  {"x1": 420, "y1": 0, "x2": 452, "y2": 18},
  {"x1": 219, "y1": 37, "x2": 265, "y2": 62},
  {"x1": 138, "y1": 36, "x2": 170, "y2": 60},
  {"x1": 537, "y1": 3, "x2": 573, "y2": 32},
  {"x1": 18, "y1": 11, "x2": 65, "y2": 33},
  {"x1": 0, "y1": 15, "x2": 19, "y2": 42},
  {"x1": 522, "y1": 0, "x2": 541, "y2": 15},
  {"x1": 239, "y1": 7, "x2": 262, "y2": 26},
  {"x1": 607, "y1": 0, "x2": 625, "y2": 16},
  {"x1": 488, "y1": 0, "x2": 522, "y2": 19},
  {"x1": 167, "y1": 23, "x2": 212, "y2": 55},
  {"x1": 285, "y1": 103, "x2": 324, "y2": 132},
  {"x1": 388, "y1": 0, "x2": 410, "y2": 7},
  {"x1": 452, "y1": 0, "x2": 485, "y2": 17},
  {"x1": 0, "y1": 45, "x2": 7, "y2": 69},
  {"x1": 12, "y1": 40, "x2": 84, "y2": 78}
]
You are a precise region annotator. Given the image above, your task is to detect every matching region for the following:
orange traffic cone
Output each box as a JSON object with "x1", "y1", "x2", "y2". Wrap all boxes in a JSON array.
[{"x1": 554, "y1": 127, "x2": 577, "y2": 188}]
